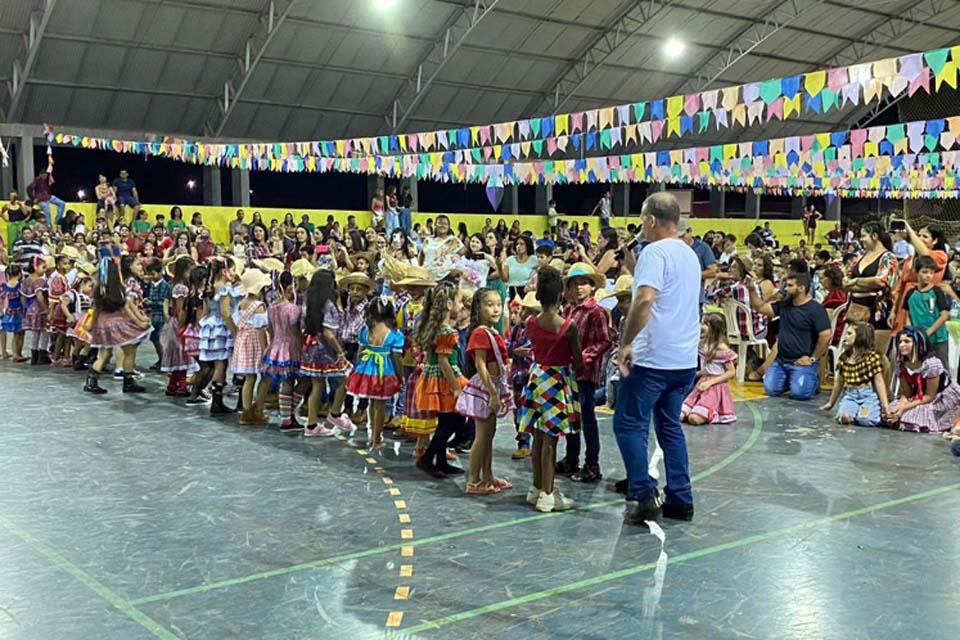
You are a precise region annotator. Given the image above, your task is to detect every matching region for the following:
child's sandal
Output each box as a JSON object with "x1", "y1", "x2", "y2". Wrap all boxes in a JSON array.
[{"x1": 466, "y1": 482, "x2": 498, "y2": 495}]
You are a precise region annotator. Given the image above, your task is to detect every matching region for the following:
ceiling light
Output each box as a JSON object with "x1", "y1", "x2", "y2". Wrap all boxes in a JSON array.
[
  {"x1": 374, "y1": 0, "x2": 397, "y2": 9},
  {"x1": 77, "y1": 189, "x2": 86, "y2": 199},
  {"x1": 186, "y1": 179, "x2": 197, "y2": 190},
  {"x1": 663, "y1": 36, "x2": 685, "y2": 59}
]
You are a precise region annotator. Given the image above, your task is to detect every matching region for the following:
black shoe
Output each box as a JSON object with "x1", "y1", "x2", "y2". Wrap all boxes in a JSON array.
[
  {"x1": 83, "y1": 373, "x2": 107, "y2": 395},
  {"x1": 37, "y1": 351, "x2": 52, "y2": 365},
  {"x1": 626, "y1": 492, "x2": 661, "y2": 526},
  {"x1": 149, "y1": 361, "x2": 162, "y2": 373},
  {"x1": 555, "y1": 457, "x2": 579, "y2": 475},
  {"x1": 209, "y1": 384, "x2": 237, "y2": 415},
  {"x1": 661, "y1": 502, "x2": 694, "y2": 521},
  {"x1": 30, "y1": 349, "x2": 38, "y2": 365},
  {"x1": 614, "y1": 478, "x2": 628, "y2": 494},
  {"x1": 436, "y1": 462, "x2": 465, "y2": 476},
  {"x1": 280, "y1": 422, "x2": 304, "y2": 434},
  {"x1": 122, "y1": 373, "x2": 146, "y2": 393},
  {"x1": 416, "y1": 458, "x2": 447, "y2": 479},
  {"x1": 571, "y1": 464, "x2": 602, "y2": 483},
  {"x1": 185, "y1": 397, "x2": 208, "y2": 406}
]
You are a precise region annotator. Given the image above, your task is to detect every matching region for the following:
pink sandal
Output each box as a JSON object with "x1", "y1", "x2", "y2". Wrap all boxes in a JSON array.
[
  {"x1": 494, "y1": 477, "x2": 513, "y2": 490},
  {"x1": 466, "y1": 482, "x2": 498, "y2": 495}
]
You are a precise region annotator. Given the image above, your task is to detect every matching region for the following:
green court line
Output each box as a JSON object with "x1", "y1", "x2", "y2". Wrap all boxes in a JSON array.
[
  {"x1": 399, "y1": 481, "x2": 960, "y2": 635},
  {"x1": 0, "y1": 517, "x2": 178, "y2": 640},
  {"x1": 131, "y1": 404, "x2": 763, "y2": 605}
]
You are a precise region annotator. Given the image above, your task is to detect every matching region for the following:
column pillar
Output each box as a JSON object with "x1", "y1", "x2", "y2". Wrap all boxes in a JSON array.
[
  {"x1": 651, "y1": 181, "x2": 666, "y2": 192},
  {"x1": 615, "y1": 183, "x2": 630, "y2": 219},
  {"x1": 826, "y1": 195, "x2": 841, "y2": 221},
  {"x1": 231, "y1": 168, "x2": 250, "y2": 207},
  {"x1": 790, "y1": 195, "x2": 804, "y2": 219},
  {"x1": 202, "y1": 166, "x2": 222, "y2": 206},
  {"x1": 16, "y1": 136, "x2": 34, "y2": 194},
  {"x1": 534, "y1": 184, "x2": 553, "y2": 213},
  {"x1": 709, "y1": 186, "x2": 726, "y2": 218},
  {"x1": 745, "y1": 191, "x2": 761, "y2": 219},
  {"x1": 1, "y1": 156, "x2": 12, "y2": 196},
  {"x1": 503, "y1": 184, "x2": 519, "y2": 214},
  {"x1": 405, "y1": 177, "x2": 418, "y2": 211},
  {"x1": 367, "y1": 175, "x2": 385, "y2": 203}
]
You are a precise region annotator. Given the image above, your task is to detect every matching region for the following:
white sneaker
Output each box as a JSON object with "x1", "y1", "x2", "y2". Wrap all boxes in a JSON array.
[
  {"x1": 553, "y1": 491, "x2": 576, "y2": 511},
  {"x1": 526, "y1": 486, "x2": 540, "y2": 505},
  {"x1": 535, "y1": 491, "x2": 556, "y2": 513}
]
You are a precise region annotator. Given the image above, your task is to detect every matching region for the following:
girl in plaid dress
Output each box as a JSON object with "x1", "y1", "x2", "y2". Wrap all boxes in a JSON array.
[
  {"x1": 232, "y1": 270, "x2": 271, "y2": 425},
  {"x1": 262, "y1": 271, "x2": 303, "y2": 432},
  {"x1": 519, "y1": 267, "x2": 581, "y2": 512}
]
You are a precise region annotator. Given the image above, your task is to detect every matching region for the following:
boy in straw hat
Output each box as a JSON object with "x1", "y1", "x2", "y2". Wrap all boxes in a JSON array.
[
  {"x1": 339, "y1": 271, "x2": 376, "y2": 426},
  {"x1": 557, "y1": 262, "x2": 614, "y2": 483},
  {"x1": 507, "y1": 291, "x2": 541, "y2": 459}
]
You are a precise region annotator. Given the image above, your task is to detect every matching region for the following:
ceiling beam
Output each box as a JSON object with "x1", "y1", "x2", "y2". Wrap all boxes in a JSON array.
[
  {"x1": 201, "y1": 0, "x2": 296, "y2": 138},
  {"x1": 665, "y1": 0, "x2": 825, "y2": 98},
  {"x1": 5, "y1": 0, "x2": 59, "y2": 121},
  {"x1": 384, "y1": 0, "x2": 501, "y2": 133},
  {"x1": 520, "y1": 0, "x2": 677, "y2": 119}
]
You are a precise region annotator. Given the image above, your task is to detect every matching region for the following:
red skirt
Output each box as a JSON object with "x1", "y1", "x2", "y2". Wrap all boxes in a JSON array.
[{"x1": 347, "y1": 372, "x2": 402, "y2": 400}]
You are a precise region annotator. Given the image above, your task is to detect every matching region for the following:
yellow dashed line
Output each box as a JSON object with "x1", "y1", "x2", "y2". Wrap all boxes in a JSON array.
[
  {"x1": 399, "y1": 514, "x2": 411, "y2": 523},
  {"x1": 365, "y1": 457, "x2": 378, "y2": 464},
  {"x1": 389, "y1": 488, "x2": 401, "y2": 496},
  {"x1": 394, "y1": 500, "x2": 407, "y2": 509},
  {"x1": 401, "y1": 546, "x2": 414, "y2": 557},
  {"x1": 386, "y1": 611, "x2": 404, "y2": 627},
  {"x1": 382, "y1": 477, "x2": 393, "y2": 485},
  {"x1": 399, "y1": 565, "x2": 413, "y2": 577},
  {"x1": 401, "y1": 529, "x2": 414, "y2": 539},
  {"x1": 394, "y1": 586, "x2": 410, "y2": 600}
]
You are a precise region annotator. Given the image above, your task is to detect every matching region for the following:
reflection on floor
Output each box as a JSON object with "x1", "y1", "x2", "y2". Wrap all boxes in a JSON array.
[{"x1": 0, "y1": 357, "x2": 957, "y2": 639}]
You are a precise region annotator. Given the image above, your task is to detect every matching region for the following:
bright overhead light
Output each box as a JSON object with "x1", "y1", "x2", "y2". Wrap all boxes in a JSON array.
[
  {"x1": 663, "y1": 36, "x2": 685, "y2": 59},
  {"x1": 186, "y1": 179, "x2": 197, "y2": 190},
  {"x1": 374, "y1": 0, "x2": 397, "y2": 9},
  {"x1": 77, "y1": 189, "x2": 86, "y2": 199}
]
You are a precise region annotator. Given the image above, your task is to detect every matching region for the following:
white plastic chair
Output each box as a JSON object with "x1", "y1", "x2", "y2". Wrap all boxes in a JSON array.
[
  {"x1": 825, "y1": 302, "x2": 849, "y2": 377},
  {"x1": 720, "y1": 298, "x2": 770, "y2": 383}
]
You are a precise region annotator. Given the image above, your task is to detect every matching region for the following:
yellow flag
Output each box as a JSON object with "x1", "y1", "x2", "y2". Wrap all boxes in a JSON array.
[
  {"x1": 667, "y1": 117, "x2": 681, "y2": 137},
  {"x1": 783, "y1": 94, "x2": 801, "y2": 119},
  {"x1": 666, "y1": 96, "x2": 683, "y2": 118},
  {"x1": 936, "y1": 61, "x2": 958, "y2": 89},
  {"x1": 804, "y1": 71, "x2": 825, "y2": 97},
  {"x1": 557, "y1": 115, "x2": 569, "y2": 136},
  {"x1": 723, "y1": 144, "x2": 737, "y2": 160},
  {"x1": 864, "y1": 141, "x2": 878, "y2": 157}
]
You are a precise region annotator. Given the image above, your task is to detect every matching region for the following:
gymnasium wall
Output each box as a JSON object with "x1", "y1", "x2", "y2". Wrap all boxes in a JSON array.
[{"x1": 3, "y1": 203, "x2": 838, "y2": 249}]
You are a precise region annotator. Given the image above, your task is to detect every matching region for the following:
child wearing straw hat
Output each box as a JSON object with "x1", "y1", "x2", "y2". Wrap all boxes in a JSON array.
[
  {"x1": 557, "y1": 262, "x2": 614, "y2": 484},
  {"x1": 160, "y1": 255, "x2": 197, "y2": 397},
  {"x1": 232, "y1": 269, "x2": 272, "y2": 425},
  {"x1": 338, "y1": 271, "x2": 375, "y2": 427}
]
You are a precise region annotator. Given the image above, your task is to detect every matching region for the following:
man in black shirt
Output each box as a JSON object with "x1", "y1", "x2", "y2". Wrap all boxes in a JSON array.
[{"x1": 747, "y1": 272, "x2": 831, "y2": 400}]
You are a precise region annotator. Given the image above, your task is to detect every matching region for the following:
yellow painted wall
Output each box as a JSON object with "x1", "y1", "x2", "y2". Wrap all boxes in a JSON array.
[{"x1": 3, "y1": 203, "x2": 836, "y2": 249}]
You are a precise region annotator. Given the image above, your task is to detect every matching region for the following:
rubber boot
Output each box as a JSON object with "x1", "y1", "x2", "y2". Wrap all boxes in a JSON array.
[
  {"x1": 210, "y1": 383, "x2": 236, "y2": 415},
  {"x1": 122, "y1": 372, "x2": 146, "y2": 393},
  {"x1": 38, "y1": 350, "x2": 52, "y2": 365},
  {"x1": 84, "y1": 371, "x2": 107, "y2": 394}
]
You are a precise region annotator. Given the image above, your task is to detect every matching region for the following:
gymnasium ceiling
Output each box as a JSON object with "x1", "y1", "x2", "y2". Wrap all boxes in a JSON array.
[{"x1": 2, "y1": 0, "x2": 960, "y2": 151}]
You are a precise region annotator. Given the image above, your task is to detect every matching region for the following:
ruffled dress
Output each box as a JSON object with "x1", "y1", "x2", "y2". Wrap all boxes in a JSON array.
[
  {"x1": 199, "y1": 286, "x2": 237, "y2": 362},
  {"x1": 66, "y1": 290, "x2": 92, "y2": 342},
  {"x1": 681, "y1": 347, "x2": 737, "y2": 424},
  {"x1": 401, "y1": 350, "x2": 436, "y2": 436},
  {"x1": 519, "y1": 317, "x2": 580, "y2": 437},
  {"x1": 261, "y1": 300, "x2": 301, "y2": 381},
  {"x1": 0, "y1": 281, "x2": 24, "y2": 332},
  {"x1": 415, "y1": 324, "x2": 468, "y2": 415},
  {"x1": 231, "y1": 303, "x2": 269, "y2": 375},
  {"x1": 160, "y1": 284, "x2": 196, "y2": 373},
  {"x1": 347, "y1": 326, "x2": 404, "y2": 400},
  {"x1": 47, "y1": 272, "x2": 70, "y2": 333},
  {"x1": 21, "y1": 276, "x2": 48, "y2": 332},
  {"x1": 300, "y1": 300, "x2": 352, "y2": 377},
  {"x1": 889, "y1": 357, "x2": 960, "y2": 433},
  {"x1": 88, "y1": 305, "x2": 151, "y2": 348}
]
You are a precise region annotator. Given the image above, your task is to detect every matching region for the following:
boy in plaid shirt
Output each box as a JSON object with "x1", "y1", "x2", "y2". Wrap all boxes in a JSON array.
[{"x1": 143, "y1": 261, "x2": 171, "y2": 371}]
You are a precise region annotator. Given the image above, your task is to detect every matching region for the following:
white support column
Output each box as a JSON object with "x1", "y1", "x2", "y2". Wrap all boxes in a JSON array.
[
  {"x1": 745, "y1": 191, "x2": 761, "y2": 219},
  {"x1": 16, "y1": 136, "x2": 34, "y2": 194},
  {"x1": 231, "y1": 168, "x2": 250, "y2": 207},
  {"x1": 826, "y1": 195, "x2": 841, "y2": 221},
  {"x1": 203, "y1": 166, "x2": 222, "y2": 206},
  {"x1": 1, "y1": 155, "x2": 12, "y2": 195},
  {"x1": 709, "y1": 187, "x2": 725, "y2": 218},
  {"x1": 503, "y1": 184, "x2": 519, "y2": 214}
]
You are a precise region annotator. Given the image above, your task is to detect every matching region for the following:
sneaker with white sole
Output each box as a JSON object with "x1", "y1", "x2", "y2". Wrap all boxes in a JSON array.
[
  {"x1": 553, "y1": 491, "x2": 575, "y2": 511},
  {"x1": 304, "y1": 425, "x2": 336, "y2": 437},
  {"x1": 535, "y1": 491, "x2": 556, "y2": 513},
  {"x1": 326, "y1": 414, "x2": 353, "y2": 431},
  {"x1": 526, "y1": 486, "x2": 540, "y2": 505}
]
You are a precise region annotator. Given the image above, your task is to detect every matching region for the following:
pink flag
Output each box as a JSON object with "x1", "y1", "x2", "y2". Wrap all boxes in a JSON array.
[{"x1": 908, "y1": 67, "x2": 930, "y2": 96}]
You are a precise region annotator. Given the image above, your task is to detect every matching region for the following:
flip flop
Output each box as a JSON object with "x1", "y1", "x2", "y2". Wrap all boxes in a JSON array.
[
  {"x1": 466, "y1": 482, "x2": 498, "y2": 495},
  {"x1": 494, "y1": 477, "x2": 513, "y2": 490}
]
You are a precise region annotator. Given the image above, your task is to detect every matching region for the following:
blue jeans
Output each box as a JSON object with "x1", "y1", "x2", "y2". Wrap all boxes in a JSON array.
[
  {"x1": 385, "y1": 209, "x2": 399, "y2": 236},
  {"x1": 614, "y1": 366, "x2": 696, "y2": 505},
  {"x1": 562, "y1": 380, "x2": 599, "y2": 467},
  {"x1": 763, "y1": 358, "x2": 819, "y2": 400},
  {"x1": 836, "y1": 386, "x2": 881, "y2": 426},
  {"x1": 399, "y1": 208, "x2": 412, "y2": 234},
  {"x1": 38, "y1": 195, "x2": 66, "y2": 225}
]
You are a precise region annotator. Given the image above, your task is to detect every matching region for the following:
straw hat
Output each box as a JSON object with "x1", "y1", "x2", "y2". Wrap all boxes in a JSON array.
[
  {"x1": 77, "y1": 262, "x2": 96, "y2": 276},
  {"x1": 563, "y1": 262, "x2": 605, "y2": 288},
  {"x1": 56, "y1": 245, "x2": 81, "y2": 261},
  {"x1": 339, "y1": 271, "x2": 376, "y2": 291},
  {"x1": 253, "y1": 257, "x2": 284, "y2": 273},
  {"x1": 42, "y1": 255, "x2": 56, "y2": 271},
  {"x1": 164, "y1": 254, "x2": 195, "y2": 278},
  {"x1": 290, "y1": 258, "x2": 317, "y2": 279},
  {"x1": 397, "y1": 264, "x2": 436, "y2": 287},
  {"x1": 519, "y1": 291, "x2": 541, "y2": 311},
  {"x1": 229, "y1": 255, "x2": 245, "y2": 276},
  {"x1": 548, "y1": 258, "x2": 567, "y2": 273},
  {"x1": 238, "y1": 269, "x2": 272, "y2": 296},
  {"x1": 595, "y1": 274, "x2": 633, "y2": 306}
]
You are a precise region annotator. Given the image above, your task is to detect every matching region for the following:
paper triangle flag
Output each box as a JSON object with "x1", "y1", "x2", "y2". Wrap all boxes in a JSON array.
[
  {"x1": 827, "y1": 67, "x2": 847, "y2": 92},
  {"x1": 683, "y1": 93, "x2": 700, "y2": 117},
  {"x1": 909, "y1": 67, "x2": 930, "y2": 96},
  {"x1": 783, "y1": 94, "x2": 801, "y2": 119},
  {"x1": 617, "y1": 104, "x2": 630, "y2": 126},
  {"x1": 732, "y1": 103, "x2": 746, "y2": 127},
  {"x1": 667, "y1": 117, "x2": 681, "y2": 137},
  {"x1": 701, "y1": 90, "x2": 718, "y2": 111},
  {"x1": 721, "y1": 86, "x2": 739, "y2": 111},
  {"x1": 600, "y1": 109, "x2": 614, "y2": 130},
  {"x1": 924, "y1": 48, "x2": 950, "y2": 76},
  {"x1": 935, "y1": 61, "x2": 957, "y2": 90},
  {"x1": 666, "y1": 96, "x2": 683, "y2": 118},
  {"x1": 804, "y1": 71, "x2": 826, "y2": 97},
  {"x1": 766, "y1": 97, "x2": 783, "y2": 121},
  {"x1": 714, "y1": 108, "x2": 729, "y2": 129}
]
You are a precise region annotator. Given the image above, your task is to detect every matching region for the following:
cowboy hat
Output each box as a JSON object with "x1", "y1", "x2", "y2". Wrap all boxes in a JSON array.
[
  {"x1": 339, "y1": 271, "x2": 376, "y2": 291},
  {"x1": 397, "y1": 264, "x2": 437, "y2": 287},
  {"x1": 253, "y1": 257, "x2": 284, "y2": 273},
  {"x1": 238, "y1": 269, "x2": 272, "y2": 296},
  {"x1": 77, "y1": 262, "x2": 96, "y2": 275},
  {"x1": 164, "y1": 254, "x2": 195, "y2": 278},
  {"x1": 519, "y1": 291, "x2": 541, "y2": 311},
  {"x1": 56, "y1": 245, "x2": 81, "y2": 261},
  {"x1": 228, "y1": 255, "x2": 245, "y2": 276},
  {"x1": 548, "y1": 258, "x2": 567, "y2": 273},
  {"x1": 290, "y1": 258, "x2": 317, "y2": 279},
  {"x1": 563, "y1": 262, "x2": 605, "y2": 289}
]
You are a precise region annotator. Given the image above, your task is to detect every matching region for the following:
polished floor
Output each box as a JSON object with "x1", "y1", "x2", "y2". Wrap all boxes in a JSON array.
[{"x1": 1, "y1": 355, "x2": 958, "y2": 640}]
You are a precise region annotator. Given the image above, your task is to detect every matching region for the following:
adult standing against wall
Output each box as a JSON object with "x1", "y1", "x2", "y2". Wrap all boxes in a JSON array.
[
  {"x1": 400, "y1": 185, "x2": 414, "y2": 235},
  {"x1": 592, "y1": 188, "x2": 612, "y2": 229},
  {"x1": 27, "y1": 156, "x2": 66, "y2": 227},
  {"x1": 614, "y1": 192, "x2": 701, "y2": 525},
  {"x1": 229, "y1": 210, "x2": 248, "y2": 242},
  {"x1": 112, "y1": 169, "x2": 141, "y2": 222}
]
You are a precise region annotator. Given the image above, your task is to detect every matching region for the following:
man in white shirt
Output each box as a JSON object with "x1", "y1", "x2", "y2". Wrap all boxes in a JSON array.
[{"x1": 615, "y1": 192, "x2": 701, "y2": 525}]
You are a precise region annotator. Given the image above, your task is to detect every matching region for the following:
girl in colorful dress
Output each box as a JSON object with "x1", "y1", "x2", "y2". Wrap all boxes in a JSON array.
[
  {"x1": 819, "y1": 323, "x2": 889, "y2": 427},
  {"x1": 519, "y1": 266, "x2": 581, "y2": 512},
  {"x1": 339, "y1": 272, "x2": 373, "y2": 427},
  {"x1": 161, "y1": 256, "x2": 195, "y2": 397},
  {"x1": 414, "y1": 282, "x2": 468, "y2": 478},
  {"x1": 65, "y1": 269, "x2": 95, "y2": 369},
  {"x1": 885, "y1": 326, "x2": 960, "y2": 433},
  {"x1": 395, "y1": 267, "x2": 434, "y2": 441},
  {"x1": 459, "y1": 287, "x2": 515, "y2": 495},
  {"x1": 47, "y1": 249, "x2": 76, "y2": 366},
  {"x1": 232, "y1": 269, "x2": 271, "y2": 425},
  {"x1": 263, "y1": 271, "x2": 303, "y2": 432},
  {"x1": 346, "y1": 298, "x2": 404, "y2": 450},
  {"x1": 198, "y1": 257, "x2": 239, "y2": 415},
  {"x1": 681, "y1": 313, "x2": 737, "y2": 425},
  {"x1": 0, "y1": 264, "x2": 25, "y2": 361},
  {"x1": 83, "y1": 258, "x2": 152, "y2": 394},
  {"x1": 301, "y1": 269, "x2": 352, "y2": 436},
  {"x1": 22, "y1": 256, "x2": 51, "y2": 365},
  {"x1": 184, "y1": 265, "x2": 210, "y2": 406}
]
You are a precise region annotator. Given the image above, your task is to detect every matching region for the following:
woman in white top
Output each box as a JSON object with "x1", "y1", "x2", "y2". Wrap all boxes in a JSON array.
[
  {"x1": 501, "y1": 235, "x2": 536, "y2": 300},
  {"x1": 419, "y1": 215, "x2": 464, "y2": 281}
]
